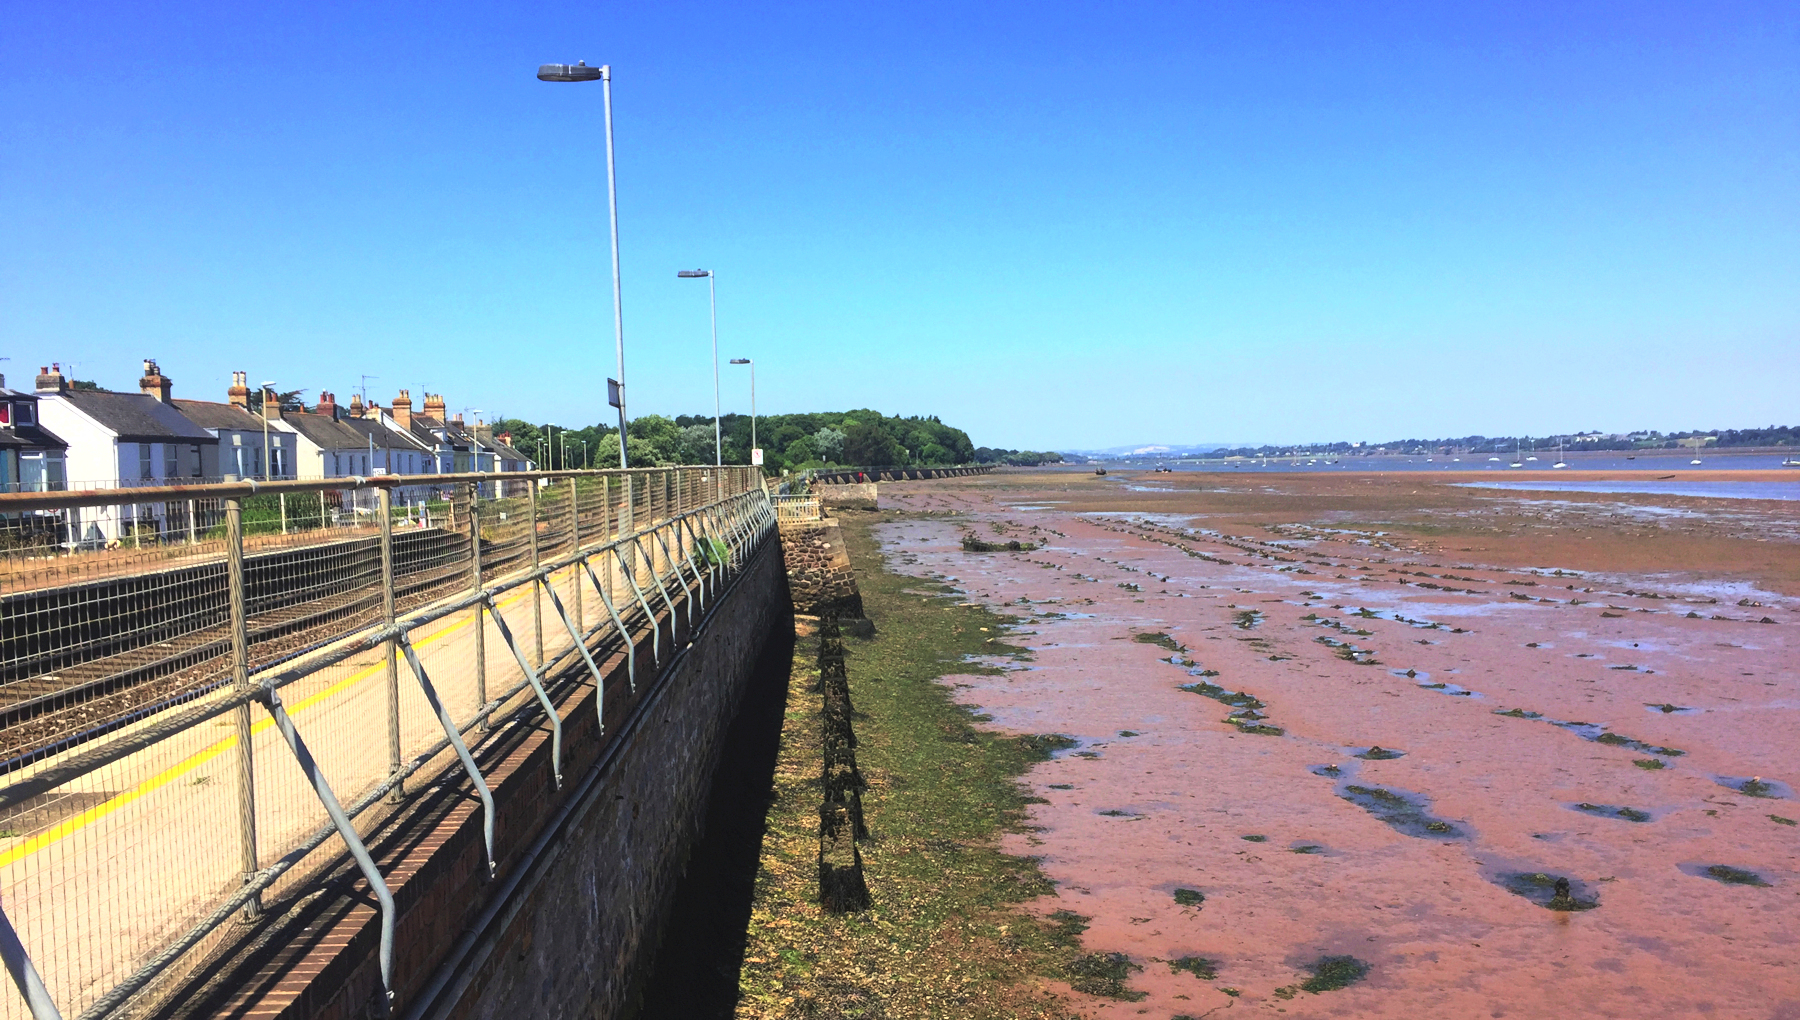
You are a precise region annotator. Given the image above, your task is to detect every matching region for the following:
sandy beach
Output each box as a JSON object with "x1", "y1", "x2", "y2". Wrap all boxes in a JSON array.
[{"x1": 868, "y1": 469, "x2": 1799, "y2": 1018}]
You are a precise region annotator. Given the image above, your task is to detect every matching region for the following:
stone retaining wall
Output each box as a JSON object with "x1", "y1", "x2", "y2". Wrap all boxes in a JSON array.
[{"x1": 777, "y1": 518, "x2": 864, "y2": 621}]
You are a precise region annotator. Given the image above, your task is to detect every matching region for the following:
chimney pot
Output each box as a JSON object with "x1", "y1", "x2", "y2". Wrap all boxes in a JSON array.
[
  {"x1": 139, "y1": 359, "x2": 173, "y2": 403},
  {"x1": 227, "y1": 370, "x2": 250, "y2": 409}
]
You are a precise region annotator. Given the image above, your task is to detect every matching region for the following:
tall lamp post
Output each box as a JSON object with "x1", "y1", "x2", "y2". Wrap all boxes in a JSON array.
[
  {"x1": 538, "y1": 60, "x2": 629, "y2": 469},
  {"x1": 729, "y1": 358, "x2": 756, "y2": 464},
  {"x1": 677, "y1": 269, "x2": 721, "y2": 465}
]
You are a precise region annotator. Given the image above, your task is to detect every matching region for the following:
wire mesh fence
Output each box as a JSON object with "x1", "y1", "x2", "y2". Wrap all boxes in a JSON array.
[{"x1": 0, "y1": 465, "x2": 770, "y2": 1019}]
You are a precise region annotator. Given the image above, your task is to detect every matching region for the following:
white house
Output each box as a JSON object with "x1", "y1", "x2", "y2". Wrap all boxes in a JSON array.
[
  {"x1": 32, "y1": 362, "x2": 220, "y2": 544},
  {"x1": 173, "y1": 371, "x2": 297, "y2": 480}
]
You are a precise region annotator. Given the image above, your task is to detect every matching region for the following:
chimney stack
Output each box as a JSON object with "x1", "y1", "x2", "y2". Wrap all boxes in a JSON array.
[
  {"x1": 317, "y1": 391, "x2": 338, "y2": 419},
  {"x1": 36, "y1": 364, "x2": 68, "y2": 396},
  {"x1": 139, "y1": 359, "x2": 173, "y2": 402},
  {"x1": 422, "y1": 392, "x2": 446, "y2": 421},
  {"x1": 227, "y1": 371, "x2": 250, "y2": 409},
  {"x1": 451, "y1": 411, "x2": 464, "y2": 425},
  {"x1": 349, "y1": 392, "x2": 365, "y2": 417},
  {"x1": 262, "y1": 384, "x2": 282, "y2": 421},
  {"x1": 392, "y1": 389, "x2": 414, "y2": 430}
]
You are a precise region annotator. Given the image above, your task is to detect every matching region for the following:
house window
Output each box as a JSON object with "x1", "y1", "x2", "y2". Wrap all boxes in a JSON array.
[
  {"x1": 15, "y1": 403, "x2": 32, "y2": 426},
  {"x1": 164, "y1": 444, "x2": 178, "y2": 479},
  {"x1": 190, "y1": 446, "x2": 202, "y2": 477},
  {"x1": 20, "y1": 451, "x2": 64, "y2": 492},
  {"x1": 0, "y1": 403, "x2": 10, "y2": 426},
  {"x1": 139, "y1": 443, "x2": 154, "y2": 481}
]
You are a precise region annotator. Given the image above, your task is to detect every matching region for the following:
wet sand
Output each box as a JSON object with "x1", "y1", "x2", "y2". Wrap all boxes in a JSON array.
[{"x1": 869, "y1": 470, "x2": 1798, "y2": 1018}]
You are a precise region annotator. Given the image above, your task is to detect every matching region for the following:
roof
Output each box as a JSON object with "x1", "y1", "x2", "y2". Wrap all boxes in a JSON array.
[
  {"x1": 60, "y1": 391, "x2": 217, "y2": 443},
  {"x1": 488, "y1": 440, "x2": 530, "y2": 463},
  {"x1": 341, "y1": 417, "x2": 425, "y2": 452},
  {"x1": 412, "y1": 415, "x2": 471, "y2": 450},
  {"x1": 281, "y1": 412, "x2": 372, "y2": 452},
  {"x1": 0, "y1": 424, "x2": 68, "y2": 451},
  {"x1": 172, "y1": 399, "x2": 266, "y2": 432}
]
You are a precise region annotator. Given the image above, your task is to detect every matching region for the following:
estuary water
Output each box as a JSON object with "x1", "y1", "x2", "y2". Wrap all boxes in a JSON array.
[{"x1": 1454, "y1": 480, "x2": 1800, "y2": 501}]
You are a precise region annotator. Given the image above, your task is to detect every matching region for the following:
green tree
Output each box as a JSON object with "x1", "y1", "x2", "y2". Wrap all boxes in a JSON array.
[{"x1": 843, "y1": 421, "x2": 905, "y2": 465}]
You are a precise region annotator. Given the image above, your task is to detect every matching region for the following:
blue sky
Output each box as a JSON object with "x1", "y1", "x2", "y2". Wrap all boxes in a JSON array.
[{"x1": 3, "y1": 2, "x2": 1795, "y2": 450}]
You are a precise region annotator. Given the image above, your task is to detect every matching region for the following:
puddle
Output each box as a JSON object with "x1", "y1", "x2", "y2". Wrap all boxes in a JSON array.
[
  {"x1": 1716, "y1": 776, "x2": 1790, "y2": 799},
  {"x1": 1492, "y1": 710, "x2": 1684, "y2": 757},
  {"x1": 1572, "y1": 802, "x2": 1654, "y2": 823},
  {"x1": 1494, "y1": 870, "x2": 1600, "y2": 910},
  {"x1": 1680, "y1": 862, "x2": 1773, "y2": 887},
  {"x1": 1338, "y1": 782, "x2": 1464, "y2": 839}
]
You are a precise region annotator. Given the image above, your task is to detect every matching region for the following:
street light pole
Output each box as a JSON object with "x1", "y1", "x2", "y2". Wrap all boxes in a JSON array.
[
  {"x1": 678, "y1": 269, "x2": 721, "y2": 465},
  {"x1": 537, "y1": 60, "x2": 628, "y2": 469},
  {"x1": 730, "y1": 357, "x2": 756, "y2": 459}
]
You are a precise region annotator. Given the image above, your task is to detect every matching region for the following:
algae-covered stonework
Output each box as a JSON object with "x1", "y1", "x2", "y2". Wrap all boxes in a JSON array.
[{"x1": 735, "y1": 513, "x2": 1098, "y2": 1019}]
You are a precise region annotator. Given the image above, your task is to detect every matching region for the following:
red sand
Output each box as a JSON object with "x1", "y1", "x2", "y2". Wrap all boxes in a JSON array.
[{"x1": 871, "y1": 473, "x2": 1799, "y2": 1019}]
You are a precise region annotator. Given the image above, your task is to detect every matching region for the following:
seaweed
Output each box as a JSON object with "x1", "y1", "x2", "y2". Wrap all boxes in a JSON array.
[
  {"x1": 1633, "y1": 759, "x2": 1666, "y2": 770},
  {"x1": 1133, "y1": 632, "x2": 1184, "y2": 652},
  {"x1": 1064, "y1": 952, "x2": 1145, "y2": 1000},
  {"x1": 1167, "y1": 956, "x2": 1218, "y2": 980},
  {"x1": 1300, "y1": 955, "x2": 1370, "y2": 993},
  {"x1": 1703, "y1": 865, "x2": 1769, "y2": 887},
  {"x1": 1356, "y1": 745, "x2": 1404, "y2": 760},
  {"x1": 1017, "y1": 734, "x2": 1080, "y2": 761},
  {"x1": 1172, "y1": 887, "x2": 1205, "y2": 907},
  {"x1": 1241, "y1": 834, "x2": 1267, "y2": 842}
]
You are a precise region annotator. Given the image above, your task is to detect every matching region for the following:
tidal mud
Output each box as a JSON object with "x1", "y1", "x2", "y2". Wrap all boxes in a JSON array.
[{"x1": 872, "y1": 471, "x2": 1799, "y2": 1018}]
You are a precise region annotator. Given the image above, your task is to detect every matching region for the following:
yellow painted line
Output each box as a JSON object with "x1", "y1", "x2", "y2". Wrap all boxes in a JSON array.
[{"x1": 0, "y1": 573, "x2": 566, "y2": 869}]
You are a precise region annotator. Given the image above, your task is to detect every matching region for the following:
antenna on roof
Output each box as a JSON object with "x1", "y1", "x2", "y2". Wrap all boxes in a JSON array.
[{"x1": 360, "y1": 375, "x2": 379, "y2": 404}]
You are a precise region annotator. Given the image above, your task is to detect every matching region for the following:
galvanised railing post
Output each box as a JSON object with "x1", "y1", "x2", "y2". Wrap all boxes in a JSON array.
[
  {"x1": 469, "y1": 482, "x2": 488, "y2": 734},
  {"x1": 529, "y1": 477, "x2": 543, "y2": 667},
  {"x1": 568, "y1": 477, "x2": 582, "y2": 637},
  {"x1": 0, "y1": 900, "x2": 61, "y2": 1020},
  {"x1": 225, "y1": 496, "x2": 261, "y2": 921},
  {"x1": 379, "y1": 486, "x2": 402, "y2": 804}
]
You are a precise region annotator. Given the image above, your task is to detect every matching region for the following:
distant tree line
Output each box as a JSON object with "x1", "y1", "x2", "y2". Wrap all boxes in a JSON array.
[
  {"x1": 1199, "y1": 425, "x2": 1800, "y2": 459},
  {"x1": 490, "y1": 409, "x2": 995, "y2": 472},
  {"x1": 974, "y1": 447, "x2": 1065, "y2": 466}
]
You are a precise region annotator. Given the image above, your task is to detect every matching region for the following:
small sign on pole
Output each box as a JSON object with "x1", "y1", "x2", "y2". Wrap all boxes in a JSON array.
[
  {"x1": 751, "y1": 448, "x2": 764, "y2": 466},
  {"x1": 607, "y1": 378, "x2": 622, "y2": 409}
]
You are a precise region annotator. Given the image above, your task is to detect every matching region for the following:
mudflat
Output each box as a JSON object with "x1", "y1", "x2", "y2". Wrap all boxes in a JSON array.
[{"x1": 869, "y1": 469, "x2": 1798, "y2": 1018}]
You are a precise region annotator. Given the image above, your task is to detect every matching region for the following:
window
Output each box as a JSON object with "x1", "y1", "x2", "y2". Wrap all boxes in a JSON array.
[
  {"x1": 0, "y1": 403, "x2": 10, "y2": 426},
  {"x1": 190, "y1": 445, "x2": 202, "y2": 477},
  {"x1": 164, "y1": 443, "x2": 178, "y2": 479},
  {"x1": 19, "y1": 451, "x2": 61, "y2": 492},
  {"x1": 0, "y1": 451, "x2": 12, "y2": 490},
  {"x1": 138, "y1": 443, "x2": 153, "y2": 481},
  {"x1": 15, "y1": 403, "x2": 32, "y2": 426}
]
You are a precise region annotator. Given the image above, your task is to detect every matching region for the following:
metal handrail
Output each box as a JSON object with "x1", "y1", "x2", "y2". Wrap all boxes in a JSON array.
[{"x1": 0, "y1": 467, "x2": 773, "y2": 1019}]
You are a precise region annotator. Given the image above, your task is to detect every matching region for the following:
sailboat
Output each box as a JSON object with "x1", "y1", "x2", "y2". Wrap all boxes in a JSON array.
[
  {"x1": 1509, "y1": 441, "x2": 1523, "y2": 468},
  {"x1": 1691, "y1": 444, "x2": 1703, "y2": 466},
  {"x1": 1553, "y1": 439, "x2": 1567, "y2": 469}
]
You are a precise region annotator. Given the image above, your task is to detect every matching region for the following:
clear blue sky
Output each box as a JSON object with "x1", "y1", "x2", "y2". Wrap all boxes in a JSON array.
[{"x1": 4, "y1": 2, "x2": 1795, "y2": 450}]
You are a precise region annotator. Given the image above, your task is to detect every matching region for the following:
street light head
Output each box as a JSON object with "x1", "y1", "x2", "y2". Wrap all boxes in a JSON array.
[
  {"x1": 677, "y1": 269, "x2": 711, "y2": 278},
  {"x1": 538, "y1": 61, "x2": 605, "y2": 82},
  {"x1": 730, "y1": 358, "x2": 750, "y2": 365}
]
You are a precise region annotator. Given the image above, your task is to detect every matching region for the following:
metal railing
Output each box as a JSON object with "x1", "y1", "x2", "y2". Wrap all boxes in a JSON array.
[
  {"x1": 770, "y1": 494, "x2": 821, "y2": 522},
  {"x1": 0, "y1": 465, "x2": 772, "y2": 1019}
]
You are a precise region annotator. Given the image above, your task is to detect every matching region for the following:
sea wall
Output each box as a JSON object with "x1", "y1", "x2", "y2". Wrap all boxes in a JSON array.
[{"x1": 777, "y1": 517, "x2": 864, "y2": 621}]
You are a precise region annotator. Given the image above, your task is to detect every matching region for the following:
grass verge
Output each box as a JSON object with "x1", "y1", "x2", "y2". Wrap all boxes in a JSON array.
[{"x1": 735, "y1": 511, "x2": 1090, "y2": 1019}]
